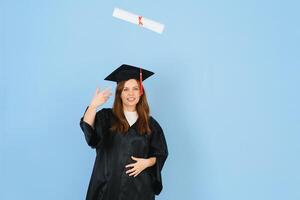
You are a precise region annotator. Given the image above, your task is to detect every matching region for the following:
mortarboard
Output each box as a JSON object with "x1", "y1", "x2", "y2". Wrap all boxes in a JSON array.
[{"x1": 104, "y1": 64, "x2": 154, "y2": 95}]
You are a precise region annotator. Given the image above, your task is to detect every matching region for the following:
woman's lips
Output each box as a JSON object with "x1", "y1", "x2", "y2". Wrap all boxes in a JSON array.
[{"x1": 127, "y1": 97, "x2": 136, "y2": 102}]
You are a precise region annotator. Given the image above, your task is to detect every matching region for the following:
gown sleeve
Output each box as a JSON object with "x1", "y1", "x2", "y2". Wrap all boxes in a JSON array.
[
  {"x1": 79, "y1": 106, "x2": 109, "y2": 149},
  {"x1": 148, "y1": 117, "x2": 169, "y2": 195}
]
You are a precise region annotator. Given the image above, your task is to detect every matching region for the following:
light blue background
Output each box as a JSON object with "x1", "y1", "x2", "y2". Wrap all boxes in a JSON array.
[{"x1": 1, "y1": 0, "x2": 299, "y2": 200}]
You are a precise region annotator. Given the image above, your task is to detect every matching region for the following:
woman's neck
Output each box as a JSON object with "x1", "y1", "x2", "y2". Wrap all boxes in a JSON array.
[{"x1": 123, "y1": 105, "x2": 136, "y2": 112}]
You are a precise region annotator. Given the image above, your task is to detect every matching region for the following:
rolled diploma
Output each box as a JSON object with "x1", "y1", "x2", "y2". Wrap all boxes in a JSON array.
[{"x1": 113, "y1": 8, "x2": 165, "y2": 34}]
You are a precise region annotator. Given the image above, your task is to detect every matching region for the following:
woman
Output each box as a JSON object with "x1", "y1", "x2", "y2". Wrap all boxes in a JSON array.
[{"x1": 79, "y1": 64, "x2": 168, "y2": 200}]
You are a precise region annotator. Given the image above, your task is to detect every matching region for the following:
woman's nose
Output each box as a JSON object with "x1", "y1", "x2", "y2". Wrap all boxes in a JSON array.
[{"x1": 128, "y1": 90, "x2": 134, "y2": 95}]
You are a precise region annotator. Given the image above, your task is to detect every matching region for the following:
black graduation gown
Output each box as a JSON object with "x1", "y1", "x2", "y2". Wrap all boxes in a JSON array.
[{"x1": 79, "y1": 107, "x2": 168, "y2": 200}]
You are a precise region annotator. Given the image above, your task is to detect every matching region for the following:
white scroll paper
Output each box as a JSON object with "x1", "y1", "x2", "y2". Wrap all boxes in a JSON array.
[{"x1": 112, "y1": 8, "x2": 165, "y2": 34}]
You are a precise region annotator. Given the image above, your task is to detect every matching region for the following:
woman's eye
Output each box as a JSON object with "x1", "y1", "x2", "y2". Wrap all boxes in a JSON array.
[
  {"x1": 123, "y1": 88, "x2": 128, "y2": 91},
  {"x1": 133, "y1": 87, "x2": 139, "y2": 91}
]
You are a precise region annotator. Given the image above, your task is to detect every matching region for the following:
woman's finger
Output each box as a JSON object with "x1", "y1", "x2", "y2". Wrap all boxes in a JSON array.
[
  {"x1": 126, "y1": 168, "x2": 136, "y2": 174},
  {"x1": 94, "y1": 87, "x2": 100, "y2": 95},
  {"x1": 102, "y1": 87, "x2": 111, "y2": 95},
  {"x1": 134, "y1": 170, "x2": 141, "y2": 177},
  {"x1": 125, "y1": 163, "x2": 135, "y2": 168},
  {"x1": 131, "y1": 156, "x2": 139, "y2": 161},
  {"x1": 103, "y1": 93, "x2": 112, "y2": 98},
  {"x1": 129, "y1": 172, "x2": 136, "y2": 176}
]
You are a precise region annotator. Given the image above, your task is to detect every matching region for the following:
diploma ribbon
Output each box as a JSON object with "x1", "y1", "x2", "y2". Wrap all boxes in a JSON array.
[{"x1": 138, "y1": 16, "x2": 143, "y2": 26}]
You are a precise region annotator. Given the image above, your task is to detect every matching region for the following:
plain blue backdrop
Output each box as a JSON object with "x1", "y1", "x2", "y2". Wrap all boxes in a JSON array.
[{"x1": 1, "y1": 0, "x2": 299, "y2": 200}]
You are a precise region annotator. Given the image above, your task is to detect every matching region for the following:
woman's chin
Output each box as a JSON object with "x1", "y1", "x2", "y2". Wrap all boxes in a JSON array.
[{"x1": 125, "y1": 101, "x2": 138, "y2": 107}]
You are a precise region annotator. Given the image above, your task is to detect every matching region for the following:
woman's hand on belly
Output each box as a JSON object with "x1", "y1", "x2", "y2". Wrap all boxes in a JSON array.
[{"x1": 125, "y1": 156, "x2": 156, "y2": 177}]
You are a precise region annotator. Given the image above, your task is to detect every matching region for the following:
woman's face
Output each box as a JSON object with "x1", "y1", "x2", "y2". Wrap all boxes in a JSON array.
[{"x1": 121, "y1": 79, "x2": 141, "y2": 110}]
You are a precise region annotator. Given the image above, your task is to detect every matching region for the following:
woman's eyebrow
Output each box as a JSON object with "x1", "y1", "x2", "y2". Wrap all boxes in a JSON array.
[
  {"x1": 124, "y1": 86, "x2": 138, "y2": 88},
  {"x1": 124, "y1": 85, "x2": 139, "y2": 88}
]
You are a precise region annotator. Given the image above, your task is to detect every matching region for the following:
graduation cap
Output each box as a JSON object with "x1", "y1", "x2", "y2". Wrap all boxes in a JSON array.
[{"x1": 104, "y1": 64, "x2": 154, "y2": 95}]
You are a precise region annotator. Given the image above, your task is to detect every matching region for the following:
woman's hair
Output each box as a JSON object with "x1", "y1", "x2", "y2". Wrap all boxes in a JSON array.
[{"x1": 110, "y1": 79, "x2": 151, "y2": 135}]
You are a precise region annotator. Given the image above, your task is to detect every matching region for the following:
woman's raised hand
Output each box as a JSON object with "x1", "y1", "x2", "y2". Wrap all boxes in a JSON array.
[{"x1": 89, "y1": 87, "x2": 112, "y2": 109}]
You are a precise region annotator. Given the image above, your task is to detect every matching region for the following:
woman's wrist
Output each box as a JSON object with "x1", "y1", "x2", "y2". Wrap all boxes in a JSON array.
[
  {"x1": 146, "y1": 157, "x2": 157, "y2": 168},
  {"x1": 89, "y1": 104, "x2": 98, "y2": 110}
]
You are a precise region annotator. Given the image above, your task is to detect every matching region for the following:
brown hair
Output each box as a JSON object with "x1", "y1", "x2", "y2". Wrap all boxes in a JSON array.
[{"x1": 110, "y1": 79, "x2": 151, "y2": 135}]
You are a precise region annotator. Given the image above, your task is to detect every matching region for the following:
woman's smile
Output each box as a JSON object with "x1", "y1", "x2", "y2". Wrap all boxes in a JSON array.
[{"x1": 127, "y1": 97, "x2": 136, "y2": 102}]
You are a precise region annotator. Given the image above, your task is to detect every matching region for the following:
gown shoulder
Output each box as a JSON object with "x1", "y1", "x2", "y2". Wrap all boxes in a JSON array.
[{"x1": 80, "y1": 107, "x2": 114, "y2": 148}]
